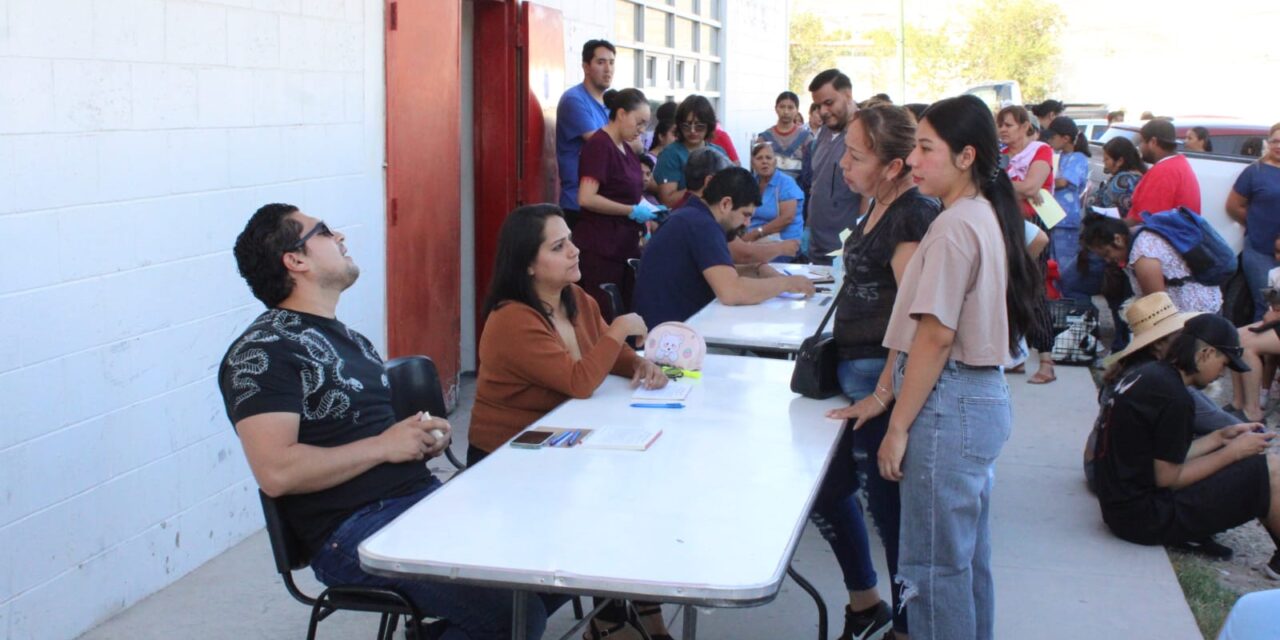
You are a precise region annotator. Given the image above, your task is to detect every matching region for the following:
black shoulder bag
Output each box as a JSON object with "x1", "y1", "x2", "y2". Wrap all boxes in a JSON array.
[{"x1": 790, "y1": 214, "x2": 878, "y2": 399}]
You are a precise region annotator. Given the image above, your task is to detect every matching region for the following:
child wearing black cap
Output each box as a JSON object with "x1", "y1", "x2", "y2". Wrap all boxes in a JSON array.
[{"x1": 1093, "y1": 313, "x2": 1280, "y2": 579}]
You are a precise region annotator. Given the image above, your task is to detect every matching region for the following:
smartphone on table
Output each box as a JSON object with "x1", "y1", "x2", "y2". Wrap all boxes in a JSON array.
[{"x1": 510, "y1": 428, "x2": 555, "y2": 449}]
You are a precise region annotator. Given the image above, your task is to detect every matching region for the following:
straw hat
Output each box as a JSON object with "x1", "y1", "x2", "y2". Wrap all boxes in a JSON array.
[{"x1": 1103, "y1": 292, "x2": 1201, "y2": 367}]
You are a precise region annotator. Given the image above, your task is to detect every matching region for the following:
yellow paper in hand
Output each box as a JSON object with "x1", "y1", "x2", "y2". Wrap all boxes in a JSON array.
[
  {"x1": 827, "y1": 228, "x2": 854, "y2": 257},
  {"x1": 1032, "y1": 189, "x2": 1066, "y2": 229}
]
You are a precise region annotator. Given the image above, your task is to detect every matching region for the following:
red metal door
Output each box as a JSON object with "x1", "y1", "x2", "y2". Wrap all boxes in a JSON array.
[
  {"x1": 385, "y1": 0, "x2": 462, "y2": 402},
  {"x1": 472, "y1": 1, "x2": 564, "y2": 338}
]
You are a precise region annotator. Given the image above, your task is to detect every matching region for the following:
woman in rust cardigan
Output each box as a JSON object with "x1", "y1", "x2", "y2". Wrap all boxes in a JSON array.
[
  {"x1": 469, "y1": 204, "x2": 672, "y2": 640},
  {"x1": 468, "y1": 204, "x2": 667, "y2": 463}
]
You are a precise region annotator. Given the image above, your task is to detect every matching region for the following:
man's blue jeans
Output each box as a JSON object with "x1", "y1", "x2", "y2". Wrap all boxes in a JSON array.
[
  {"x1": 837, "y1": 357, "x2": 908, "y2": 633},
  {"x1": 310, "y1": 481, "x2": 569, "y2": 639},
  {"x1": 893, "y1": 355, "x2": 1011, "y2": 640},
  {"x1": 1242, "y1": 244, "x2": 1276, "y2": 322}
]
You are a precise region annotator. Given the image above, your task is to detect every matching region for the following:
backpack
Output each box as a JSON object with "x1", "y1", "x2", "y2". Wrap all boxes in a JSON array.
[{"x1": 1130, "y1": 207, "x2": 1235, "y2": 287}]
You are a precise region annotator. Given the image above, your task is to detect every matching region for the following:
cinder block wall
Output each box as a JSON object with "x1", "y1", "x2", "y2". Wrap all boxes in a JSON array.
[{"x1": 0, "y1": 1, "x2": 387, "y2": 638}]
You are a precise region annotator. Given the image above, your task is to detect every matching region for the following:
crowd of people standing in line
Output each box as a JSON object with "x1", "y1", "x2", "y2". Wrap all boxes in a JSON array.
[{"x1": 211, "y1": 33, "x2": 1280, "y2": 640}]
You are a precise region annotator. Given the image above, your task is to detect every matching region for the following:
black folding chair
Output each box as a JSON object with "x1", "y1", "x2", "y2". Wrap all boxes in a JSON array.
[
  {"x1": 259, "y1": 491, "x2": 426, "y2": 639},
  {"x1": 598, "y1": 283, "x2": 624, "y2": 321},
  {"x1": 384, "y1": 355, "x2": 466, "y2": 471}
]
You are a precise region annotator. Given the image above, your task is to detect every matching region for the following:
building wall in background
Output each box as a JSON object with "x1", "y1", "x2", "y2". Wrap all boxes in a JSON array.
[
  {"x1": 0, "y1": 1, "x2": 387, "y2": 638},
  {"x1": 721, "y1": 0, "x2": 789, "y2": 156}
]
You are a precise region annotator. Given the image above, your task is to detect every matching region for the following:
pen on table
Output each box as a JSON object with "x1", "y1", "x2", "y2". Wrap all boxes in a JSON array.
[
  {"x1": 565, "y1": 430, "x2": 581, "y2": 446},
  {"x1": 549, "y1": 431, "x2": 572, "y2": 447},
  {"x1": 630, "y1": 403, "x2": 685, "y2": 409}
]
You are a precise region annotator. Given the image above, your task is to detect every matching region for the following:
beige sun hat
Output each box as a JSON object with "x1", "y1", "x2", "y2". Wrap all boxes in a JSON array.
[{"x1": 1102, "y1": 292, "x2": 1202, "y2": 367}]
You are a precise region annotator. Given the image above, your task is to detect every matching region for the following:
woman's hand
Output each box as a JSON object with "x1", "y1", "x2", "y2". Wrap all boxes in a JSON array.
[
  {"x1": 631, "y1": 359, "x2": 669, "y2": 389},
  {"x1": 608, "y1": 313, "x2": 648, "y2": 342},
  {"x1": 825, "y1": 392, "x2": 889, "y2": 430},
  {"x1": 878, "y1": 427, "x2": 909, "y2": 482}
]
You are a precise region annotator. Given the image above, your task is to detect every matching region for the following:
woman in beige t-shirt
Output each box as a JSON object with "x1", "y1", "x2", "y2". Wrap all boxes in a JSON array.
[{"x1": 876, "y1": 95, "x2": 1042, "y2": 640}]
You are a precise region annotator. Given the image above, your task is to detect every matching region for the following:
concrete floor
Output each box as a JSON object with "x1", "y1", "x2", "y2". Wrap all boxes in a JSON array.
[{"x1": 80, "y1": 367, "x2": 1201, "y2": 639}]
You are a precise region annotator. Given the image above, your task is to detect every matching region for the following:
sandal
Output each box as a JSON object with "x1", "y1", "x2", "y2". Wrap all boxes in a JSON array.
[
  {"x1": 1006, "y1": 363, "x2": 1026, "y2": 374},
  {"x1": 584, "y1": 619, "x2": 641, "y2": 640},
  {"x1": 1027, "y1": 371, "x2": 1057, "y2": 384},
  {"x1": 633, "y1": 605, "x2": 676, "y2": 640}
]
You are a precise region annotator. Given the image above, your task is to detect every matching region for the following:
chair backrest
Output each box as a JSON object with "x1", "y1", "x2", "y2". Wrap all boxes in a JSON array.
[
  {"x1": 259, "y1": 490, "x2": 310, "y2": 573},
  {"x1": 597, "y1": 283, "x2": 623, "y2": 321},
  {"x1": 385, "y1": 355, "x2": 448, "y2": 420}
]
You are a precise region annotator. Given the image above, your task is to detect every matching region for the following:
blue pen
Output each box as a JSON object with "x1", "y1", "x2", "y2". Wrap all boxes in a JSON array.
[
  {"x1": 564, "y1": 430, "x2": 581, "y2": 446},
  {"x1": 549, "y1": 431, "x2": 572, "y2": 447},
  {"x1": 630, "y1": 403, "x2": 684, "y2": 409}
]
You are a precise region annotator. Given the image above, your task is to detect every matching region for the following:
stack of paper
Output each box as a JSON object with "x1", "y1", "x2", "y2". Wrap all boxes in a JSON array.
[
  {"x1": 580, "y1": 426, "x2": 663, "y2": 451},
  {"x1": 631, "y1": 381, "x2": 692, "y2": 407}
]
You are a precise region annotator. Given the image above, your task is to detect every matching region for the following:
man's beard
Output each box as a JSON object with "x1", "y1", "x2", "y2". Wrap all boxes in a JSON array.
[
  {"x1": 725, "y1": 225, "x2": 746, "y2": 242},
  {"x1": 320, "y1": 263, "x2": 360, "y2": 292}
]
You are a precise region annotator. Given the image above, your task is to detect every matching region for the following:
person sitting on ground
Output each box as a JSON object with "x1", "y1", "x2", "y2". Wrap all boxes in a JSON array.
[
  {"x1": 1185, "y1": 126, "x2": 1213, "y2": 153},
  {"x1": 633, "y1": 167, "x2": 815, "y2": 328},
  {"x1": 468, "y1": 204, "x2": 671, "y2": 639},
  {"x1": 744, "y1": 141, "x2": 805, "y2": 259},
  {"x1": 1127, "y1": 118, "x2": 1202, "y2": 225},
  {"x1": 218, "y1": 204, "x2": 567, "y2": 639},
  {"x1": 1080, "y1": 212, "x2": 1223, "y2": 316},
  {"x1": 1230, "y1": 235, "x2": 1280, "y2": 422},
  {"x1": 654, "y1": 95, "x2": 730, "y2": 208},
  {"x1": 1091, "y1": 313, "x2": 1280, "y2": 582},
  {"x1": 1084, "y1": 293, "x2": 1241, "y2": 560},
  {"x1": 1085, "y1": 292, "x2": 1243, "y2": 491},
  {"x1": 757, "y1": 91, "x2": 813, "y2": 179}
]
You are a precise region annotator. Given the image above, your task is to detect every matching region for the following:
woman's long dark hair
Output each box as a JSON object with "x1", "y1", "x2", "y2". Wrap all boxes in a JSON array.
[
  {"x1": 1103, "y1": 137, "x2": 1147, "y2": 174},
  {"x1": 921, "y1": 95, "x2": 1042, "y2": 354},
  {"x1": 481, "y1": 204, "x2": 577, "y2": 326},
  {"x1": 675, "y1": 94, "x2": 717, "y2": 144},
  {"x1": 1190, "y1": 126, "x2": 1213, "y2": 153}
]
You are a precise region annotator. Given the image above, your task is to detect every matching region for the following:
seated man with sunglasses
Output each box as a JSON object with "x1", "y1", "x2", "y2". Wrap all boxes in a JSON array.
[
  {"x1": 1092, "y1": 313, "x2": 1280, "y2": 580},
  {"x1": 217, "y1": 204, "x2": 567, "y2": 638}
]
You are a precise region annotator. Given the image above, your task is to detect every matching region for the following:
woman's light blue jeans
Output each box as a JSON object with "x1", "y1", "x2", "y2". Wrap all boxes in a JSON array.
[{"x1": 892, "y1": 354, "x2": 1011, "y2": 640}]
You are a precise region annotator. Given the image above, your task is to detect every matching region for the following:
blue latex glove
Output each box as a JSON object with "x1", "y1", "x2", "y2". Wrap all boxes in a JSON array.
[
  {"x1": 799, "y1": 227, "x2": 811, "y2": 258},
  {"x1": 629, "y1": 203, "x2": 660, "y2": 224}
]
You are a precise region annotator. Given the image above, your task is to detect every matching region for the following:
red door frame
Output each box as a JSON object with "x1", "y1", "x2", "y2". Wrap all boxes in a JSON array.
[{"x1": 384, "y1": 0, "x2": 463, "y2": 403}]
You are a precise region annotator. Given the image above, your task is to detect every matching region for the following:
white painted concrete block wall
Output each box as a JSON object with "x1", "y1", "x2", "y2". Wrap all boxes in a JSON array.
[
  {"x1": 0, "y1": 1, "x2": 387, "y2": 638},
  {"x1": 721, "y1": 0, "x2": 790, "y2": 158}
]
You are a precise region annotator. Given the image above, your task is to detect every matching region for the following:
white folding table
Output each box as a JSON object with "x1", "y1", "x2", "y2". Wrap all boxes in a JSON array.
[
  {"x1": 684, "y1": 291, "x2": 836, "y2": 353},
  {"x1": 359, "y1": 354, "x2": 848, "y2": 639}
]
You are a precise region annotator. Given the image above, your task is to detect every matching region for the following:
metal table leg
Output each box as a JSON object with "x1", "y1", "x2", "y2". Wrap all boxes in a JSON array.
[
  {"x1": 787, "y1": 566, "x2": 828, "y2": 640},
  {"x1": 682, "y1": 604, "x2": 697, "y2": 640},
  {"x1": 511, "y1": 590, "x2": 528, "y2": 640}
]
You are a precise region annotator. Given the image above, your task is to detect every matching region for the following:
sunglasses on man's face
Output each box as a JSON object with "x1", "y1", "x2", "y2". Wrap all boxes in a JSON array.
[{"x1": 289, "y1": 221, "x2": 333, "y2": 252}]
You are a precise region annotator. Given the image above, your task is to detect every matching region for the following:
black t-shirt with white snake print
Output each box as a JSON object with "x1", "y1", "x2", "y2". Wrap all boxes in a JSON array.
[{"x1": 218, "y1": 308, "x2": 433, "y2": 554}]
